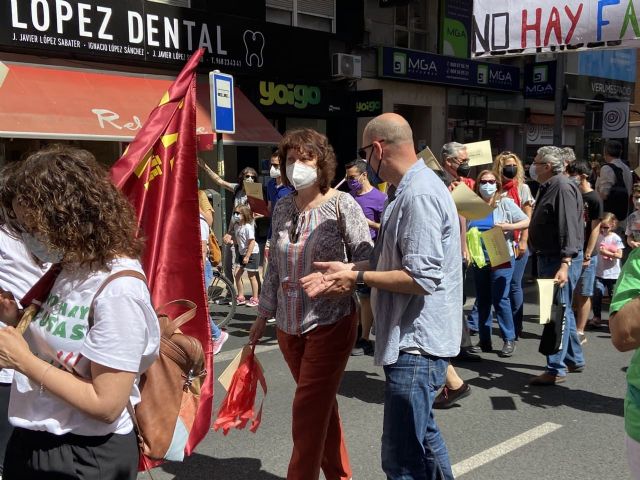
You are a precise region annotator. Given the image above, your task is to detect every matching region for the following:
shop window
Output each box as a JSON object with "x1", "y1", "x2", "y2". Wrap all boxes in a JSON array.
[
  {"x1": 394, "y1": 0, "x2": 428, "y2": 51},
  {"x1": 266, "y1": 0, "x2": 335, "y2": 33}
]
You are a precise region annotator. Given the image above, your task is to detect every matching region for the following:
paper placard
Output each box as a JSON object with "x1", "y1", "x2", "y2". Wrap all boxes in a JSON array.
[
  {"x1": 464, "y1": 140, "x2": 493, "y2": 167},
  {"x1": 218, "y1": 344, "x2": 264, "y2": 391},
  {"x1": 480, "y1": 226, "x2": 512, "y2": 267},
  {"x1": 418, "y1": 147, "x2": 442, "y2": 171},
  {"x1": 537, "y1": 279, "x2": 556, "y2": 325},
  {"x1": 450, "y1": 182, "x2": 495, "y2": 220},
  {"x1": 243, "y1": 181, "x2": 264, "y2": 200}
]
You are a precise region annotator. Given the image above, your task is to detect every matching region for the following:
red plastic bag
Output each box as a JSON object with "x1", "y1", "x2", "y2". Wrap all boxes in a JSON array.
[{"x1": 213, "y1": 344, "x2": 267, "y2": 435}]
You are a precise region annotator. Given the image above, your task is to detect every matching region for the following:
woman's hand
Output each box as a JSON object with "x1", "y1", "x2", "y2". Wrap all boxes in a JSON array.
[
  {"x1": 495, "y1": 222, "x2": 514, "y2": 232},
  {"x1": 223, "y1": 234, "x2": 234, "y2": 245},
  {"x1": 0, "y1": 327, "x2": 31, "y2": 370},
  {"x1": 249, "y1": 317, "x2": 267, "y2": 345},
  {"x1": 515, "y1": 245, "x2": 527, "y2": 259},
  {"x1": 0, "y1": 290, "x2": 19, "y2": 326}
]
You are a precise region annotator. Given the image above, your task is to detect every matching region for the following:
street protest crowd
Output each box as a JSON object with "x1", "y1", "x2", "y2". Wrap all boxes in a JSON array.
[{"x1": 0, "y1": 111, "x2": 639, "y2": 480}]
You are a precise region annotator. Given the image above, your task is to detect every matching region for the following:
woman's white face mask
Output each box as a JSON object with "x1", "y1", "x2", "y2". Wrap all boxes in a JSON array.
[{"x1": 286, "y1": 161, "x2": 317, "y2": 191}]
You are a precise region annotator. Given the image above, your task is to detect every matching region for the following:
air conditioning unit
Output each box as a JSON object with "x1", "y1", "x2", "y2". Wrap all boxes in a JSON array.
[{"x1": 332, "y1": 53, "x2": 362, "y2": 79}]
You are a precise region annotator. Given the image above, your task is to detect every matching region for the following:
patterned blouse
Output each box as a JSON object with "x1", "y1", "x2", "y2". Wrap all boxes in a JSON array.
[{"x1": 258, "y1": 192, "x2": 373, "y2": 335}]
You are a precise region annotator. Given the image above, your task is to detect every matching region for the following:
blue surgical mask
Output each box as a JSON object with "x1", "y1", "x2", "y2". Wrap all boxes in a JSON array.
[
  {"x1": 479, "y1": 183, "x2": 497, "y2": 199},
  {"x1": 21, "y1": 232, "x2": 62, "y2": 263}
]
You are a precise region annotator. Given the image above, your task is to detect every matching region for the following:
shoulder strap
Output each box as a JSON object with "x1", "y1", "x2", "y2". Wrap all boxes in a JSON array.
[
  {"x1": 335, "y1": 192, "x2": 351, "y2": 262},
  {"x1": 87, "y1": 269, "x2": 148, "y2": 328},
  {"x1": 604, "y1": 163, "x2": 625, "y2": 186}
]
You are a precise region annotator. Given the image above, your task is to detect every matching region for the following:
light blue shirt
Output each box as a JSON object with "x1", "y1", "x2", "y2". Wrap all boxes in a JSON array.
[{"x1": 371, "y1": 160, "x2": 463, "y2": 366}]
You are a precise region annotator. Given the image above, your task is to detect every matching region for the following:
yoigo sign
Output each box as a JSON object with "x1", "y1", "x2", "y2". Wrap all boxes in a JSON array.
[
  {"x1": 259, "y1": 81, "x2": 321, "y2": 110},
  {"x1": 354, "y1": 90, "x2": 383, "y2": 117}
]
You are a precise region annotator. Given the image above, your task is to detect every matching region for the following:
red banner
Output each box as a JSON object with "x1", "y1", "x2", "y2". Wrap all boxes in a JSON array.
[{"x1": 110, "y1": 49, "x2": 213, "y2": 459}]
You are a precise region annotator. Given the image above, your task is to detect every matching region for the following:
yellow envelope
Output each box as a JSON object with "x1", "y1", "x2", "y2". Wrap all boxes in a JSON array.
[
  {"x1": 417, "y1": 147, "x2": 442, "y2": 171},
  {"x1": 450, "y1": 182, "x2": 495, "y2": 220},
  {"x1": 243, "y1": 181, "x2": 264, "y2": 200},
  {"x1": 465, "y1": 140, "x2": 493, "y2": 167},
  {"x1": 537, "y1": 279, "x2": 556, "y2": 325},
  {"x1": 480, "y1": 226, "x2": 512, "y2": 267},
  {"x1": 218, "y1": 344, "x2": 264, "y2": 391}
]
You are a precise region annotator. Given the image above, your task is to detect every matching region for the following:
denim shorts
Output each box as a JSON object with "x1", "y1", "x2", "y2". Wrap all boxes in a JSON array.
[
  {"x1": 576, "y1": 255, "x2": 597, "y2": 297},
  {"x1": 236, "y1": 253, "x2": 260, "y2": 272}
]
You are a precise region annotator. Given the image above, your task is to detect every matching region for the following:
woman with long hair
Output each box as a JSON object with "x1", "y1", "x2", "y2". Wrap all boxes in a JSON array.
[
  {"x1": 492, "y1": 151, "x2": 535, "y2": 338},
  {"x1": 0, "y1": 145, "x2": 160, "y2": 479},
  {"x1": 249, "y1": 128, "x2": 373, "y2": 480},
  {"x1": 467, "y1": 170, "x2": 529, "y2": 357}
]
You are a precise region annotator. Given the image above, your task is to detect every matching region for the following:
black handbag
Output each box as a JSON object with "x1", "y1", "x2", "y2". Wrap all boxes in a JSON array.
[{"x1": 538, "y1": 285, "x2": 566, "y2": 356}]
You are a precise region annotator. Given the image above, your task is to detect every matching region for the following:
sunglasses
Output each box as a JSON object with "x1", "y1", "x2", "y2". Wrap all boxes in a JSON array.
[
  {"x1": 358, "y1": 140, "x2": 385, "y2": 160},
  {"x1": 479, "y1": 179, "x2": 497, "y2": 185},
  {"x1": 601, "y1": 226, "x2": 611, "y2": 230},
  {"x1": 244, "y1": 175, "x2": 257, "y2": 180}
]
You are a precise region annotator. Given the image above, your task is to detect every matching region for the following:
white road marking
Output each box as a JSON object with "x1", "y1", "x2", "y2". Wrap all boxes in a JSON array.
[
  {"x1": 452, "y1": 422, "x2": 563, "y2": 477},
  {"x1": 214, "y1": 343, "x2": 280, "y2": 363}
]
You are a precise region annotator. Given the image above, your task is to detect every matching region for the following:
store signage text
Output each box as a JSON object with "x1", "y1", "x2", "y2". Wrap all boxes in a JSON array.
[
  {"x1": 473, "y1": 0, "x2": 640, "y2": 56},
  {"x1": 380, "y1": 47, "x2": 520, "y2": 91},
  {"x1": 259, "y1": 81, "x2": 321, "y2": 110},
  {"x1": 355, "y1": 100, "x2": 382, "y2": 114},
  {"x1": 91, "y1": 108, "x2": 142, "y2": 131}
]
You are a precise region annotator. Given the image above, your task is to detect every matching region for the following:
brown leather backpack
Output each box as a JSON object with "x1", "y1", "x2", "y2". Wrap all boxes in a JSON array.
[{"x1": 89, "y1": 270, "x2": 206, "y2": 467}]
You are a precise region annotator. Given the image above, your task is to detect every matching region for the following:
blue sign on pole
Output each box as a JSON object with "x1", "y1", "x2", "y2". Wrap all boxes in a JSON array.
[{"x1": 209, "y1": 70, "x2": 235, "y2": 134}]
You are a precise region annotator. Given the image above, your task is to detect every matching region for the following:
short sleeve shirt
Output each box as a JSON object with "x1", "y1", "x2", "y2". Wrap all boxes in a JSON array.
[
  {"x1": 626, "y1": 210, "x2": 640, "y2": 242},
  {"x1": 350, "y1": 187, "x2": 387, "y2": 240}
]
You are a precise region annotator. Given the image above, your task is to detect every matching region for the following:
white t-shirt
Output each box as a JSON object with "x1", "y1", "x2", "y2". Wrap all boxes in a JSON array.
[
  {"x1": 596, "y1": 232, "x2": 625, "y2": 279},
  {"x1": 9, "y1": 257, "x2": 160, "y2": 436},
  {"x1": 0, "y1": 230, "x2": 49, "y2": 383},
  {"x1": 234, "y1": 223, "x2": 259, "y2": 256}
]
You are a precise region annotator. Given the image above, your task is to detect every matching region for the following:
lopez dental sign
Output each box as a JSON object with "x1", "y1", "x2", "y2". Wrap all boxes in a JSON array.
[
  {"x1": 0, "y1": 0, "x2": 267, "y2": 71},
  {"x1": 473, "y1": 0, "x2": 640, "y2": 57}
]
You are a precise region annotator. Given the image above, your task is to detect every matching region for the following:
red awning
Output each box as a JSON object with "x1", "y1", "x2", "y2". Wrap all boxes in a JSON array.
[{"x1": 0, "y1": 62, "x2": 281, "y2": 146}]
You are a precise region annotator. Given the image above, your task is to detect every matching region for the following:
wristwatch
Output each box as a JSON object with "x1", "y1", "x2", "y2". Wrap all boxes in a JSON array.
[
  {"x1": 356, "y1": 271, "x2": 366, "y2": 286},
  {"x1": 561, "y1": 259, "x2": 572, "y2": 266}
]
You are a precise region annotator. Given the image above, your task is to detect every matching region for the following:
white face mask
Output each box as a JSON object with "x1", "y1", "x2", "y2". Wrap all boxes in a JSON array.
[
  {"x1": 634, "y1": 198, "x2": 640, "y2": 209},
  {"x1": 21, "y1": 232, "x2": 62, "y2": 264},
  {"x1": 269, "y1": 166, "x2": 281, "y2": 178},
  {"x1": 286, "y1": 161, "x2": 318, "y2": 191},
  {"x1": 529, "y1": 163, "x2": 539, "y2": 182}
]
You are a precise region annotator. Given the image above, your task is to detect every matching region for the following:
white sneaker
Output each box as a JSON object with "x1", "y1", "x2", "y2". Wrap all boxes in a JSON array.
[
  {"x1": 266, "y1": 317, "x2": 276, "y2": 324},
  {"x1": 213, "y1": 330, "x2": 229, "y2": 355}
]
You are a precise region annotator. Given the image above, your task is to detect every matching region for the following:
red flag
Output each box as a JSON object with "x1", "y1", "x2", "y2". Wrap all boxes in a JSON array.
[{"x1": 110, "y1": 49, "x2": 213, "y2": 459}]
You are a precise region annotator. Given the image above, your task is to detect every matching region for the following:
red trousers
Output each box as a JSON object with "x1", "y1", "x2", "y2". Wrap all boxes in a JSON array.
[{"x1": 277, "y1": 310, "x2": 357, "y2": 480}]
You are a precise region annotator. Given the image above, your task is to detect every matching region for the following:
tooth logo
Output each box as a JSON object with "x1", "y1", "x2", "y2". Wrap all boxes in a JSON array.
[{"x1": 243, "y1": 30, "x2": 265, "y2": 68}]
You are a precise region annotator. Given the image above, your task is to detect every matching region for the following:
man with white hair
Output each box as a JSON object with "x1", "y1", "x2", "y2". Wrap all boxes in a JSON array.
[
  {"x1": 441, "y1": 142, "x2": 474, "y2": 189},
  {"x1": 528, "y1": 146, "x2": 585, "y2": 385},
  {"x1": 302, "y1": 113, "x2": 462, "y2": 479}
]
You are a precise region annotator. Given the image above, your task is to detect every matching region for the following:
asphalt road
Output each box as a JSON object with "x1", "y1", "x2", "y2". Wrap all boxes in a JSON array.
[{"x1": 140, "y1": 282, "x2": 634, "y2": 480}]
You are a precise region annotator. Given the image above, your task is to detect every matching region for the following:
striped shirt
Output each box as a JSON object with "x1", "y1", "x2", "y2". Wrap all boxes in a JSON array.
[{"x1": 258, "y1": 192, "x2": 373, "y2": 335}]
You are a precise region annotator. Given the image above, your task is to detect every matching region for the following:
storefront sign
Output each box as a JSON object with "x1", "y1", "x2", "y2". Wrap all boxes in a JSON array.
[
  {"x1": 354, "y1": 90, "x2": 383, "y2": 117},
  {"x1": 378, "y1": 47, "x2": 519, "y2": 92},
  {"x1": 566, "y1": 73, "x2": 635, "y2": 103},
  {"x1": 526, "y1": 124, "x2": 554, "y2": 145},
  {"x1": 524, "y1": 61, "x2": 556, "y2": 99},
  {"x1": 439, "y1": 0, "x2": 472, "y2": 58},
  {"x1": 473, "y1": 0, "x2": 640, "y2": 57},
  {"x1": 0, "y1": 0, "x2": 330, "y2": 77},
  {"x1": 245, "y1": 80, "x2": 347, "y2": 117},
  {"x1": 602, "y1": 102, "x2": 629, "y2": 139}
]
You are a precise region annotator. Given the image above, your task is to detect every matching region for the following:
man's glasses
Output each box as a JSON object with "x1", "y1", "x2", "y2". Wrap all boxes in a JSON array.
[
  {"x1": 358, "y1": 140, "x2": 385, "y2": 160},
  {"x1": 479, "y1": 179, "x2": 496, "y2": 185}
]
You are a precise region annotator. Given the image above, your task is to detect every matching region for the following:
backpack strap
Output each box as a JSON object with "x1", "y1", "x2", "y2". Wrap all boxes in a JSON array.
[
  {"x1": 603, "y1": 163, "x2": 625, "y2": 188},
  {"x1": 155, "y1": 299, "x2": 197, "y2": 337},
  {"x1": 87, "y1": 269, "x2": 148, "y2": 329},
  {"x1": 335, "y1": 192, "x2": 352, "y2": 262}
]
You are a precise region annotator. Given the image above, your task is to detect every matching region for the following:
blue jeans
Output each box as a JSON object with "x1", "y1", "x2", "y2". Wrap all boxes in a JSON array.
[
  {"x1": 592, "y1": 277, "x2": 617, "y2": 317},
  {"x1": 472, "y1": 259, "x2": 516, "y2": 344},
  {"x1": 466, "y1": 300, "x2": 479, "y2": 332},
  {"x1": 511, "y1": 249, "x2": 529, "y2": 338},
  {"x1": 537, "y1": 252, "x2": 585, "y2": 375},
  {"x1": 205, "y1": 259, "x2": 222, "y2": 340},
  {"x1": 382, "y1": 353, "x2": 453, "y2": 480}
]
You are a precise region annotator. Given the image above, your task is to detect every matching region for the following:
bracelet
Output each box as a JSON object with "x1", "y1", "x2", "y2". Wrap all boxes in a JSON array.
[{"x1": 39, "y1": 364, "x2": 54, "y2": 396}]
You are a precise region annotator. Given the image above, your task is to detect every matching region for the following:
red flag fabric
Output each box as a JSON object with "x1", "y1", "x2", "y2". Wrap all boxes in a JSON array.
[{"x1": 110, "y1": 49, "x2": 213, "y2": 459}]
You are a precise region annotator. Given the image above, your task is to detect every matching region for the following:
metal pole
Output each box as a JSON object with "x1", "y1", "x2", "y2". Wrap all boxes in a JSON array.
[
  {"x1": 216, "y1": 133, "x2": 226, "y2": 230},
  {"x1": 553, "y1": 53, "x2": 566, "y2": 147}
]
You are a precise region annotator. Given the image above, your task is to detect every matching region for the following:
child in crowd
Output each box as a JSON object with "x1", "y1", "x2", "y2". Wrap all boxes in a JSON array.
[
  {"x1": 626, "y1": 184, "x2": 640, "y2": 249},
  {"x1": 232, "y1": 204, "x2": 261, "y2": 307},
  {"x1": 591, "y1": 212, "x2": 624, "y2": 328}
]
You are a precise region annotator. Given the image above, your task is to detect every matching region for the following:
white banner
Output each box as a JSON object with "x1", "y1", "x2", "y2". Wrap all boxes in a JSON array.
[
  {"x1": 473, "y1": 0, "x2": 640, "y2": 57},
  {"x1": 602, "y1": 102, "x2": 629, "y2": 139}
]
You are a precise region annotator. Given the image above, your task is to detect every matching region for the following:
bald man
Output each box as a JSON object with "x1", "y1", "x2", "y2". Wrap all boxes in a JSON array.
[{"x1": 301, "y1": 113, "x2": 461, "y2": 479}]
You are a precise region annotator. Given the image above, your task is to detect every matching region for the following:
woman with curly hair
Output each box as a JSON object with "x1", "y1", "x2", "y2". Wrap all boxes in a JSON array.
[
  {"x1": 0, "y1": 145, "x2": 160, "y2": 480},
  {"x1": 249, "y1": 128, "x2": 373, "y2": 480}
]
